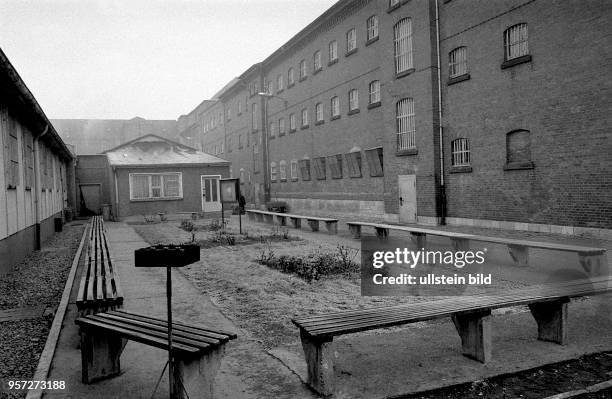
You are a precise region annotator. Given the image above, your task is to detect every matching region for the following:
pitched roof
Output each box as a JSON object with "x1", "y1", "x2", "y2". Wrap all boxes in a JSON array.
[{"x1": 105, "y1": 134, "x2": 229, "y2": 167}]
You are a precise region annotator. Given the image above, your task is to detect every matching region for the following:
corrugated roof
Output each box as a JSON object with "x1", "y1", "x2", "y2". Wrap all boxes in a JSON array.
[{"x1": 106, "y1": 134, "x2": 229, "y2": 166}]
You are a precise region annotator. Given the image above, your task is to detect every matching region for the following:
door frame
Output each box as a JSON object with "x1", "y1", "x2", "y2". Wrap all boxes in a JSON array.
[
  {"x1": 200, "y1": 175, "x2": 222, "y2": 212},
  {"x1": 397, "y1": 174, "x2": 417, "y2": 223}
]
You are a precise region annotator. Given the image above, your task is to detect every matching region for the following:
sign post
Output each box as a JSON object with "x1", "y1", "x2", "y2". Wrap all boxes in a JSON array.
[
  {"x1": 220, "y1": 178, "x2": 241, "y2": 233},
  {"x1": 134, "y1": 244, "x2": 200, "y2": 399}
]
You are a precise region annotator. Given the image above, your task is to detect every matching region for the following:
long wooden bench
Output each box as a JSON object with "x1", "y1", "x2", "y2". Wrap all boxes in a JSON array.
[
  {"x1": 346, "y1": 221, "x2": 607, "y2": 273},
  {"x1": 247, "y1": 209, "x2": 339, "y2": 234},
  {"x1": 75, "y1": 310, "x2": 237, "y2": 398},
  {"x1": 292, "y1": 277, "x2": 612, "y2": 396},
  {"x1": 76, "y1": 216, "x2": 123, "y2": 316}
]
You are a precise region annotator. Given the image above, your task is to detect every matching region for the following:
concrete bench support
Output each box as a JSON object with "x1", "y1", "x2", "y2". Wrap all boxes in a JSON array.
[
  {"x1": 276, "y1": 215, "x2": 287, "y2": 226},
  {"x1": 348, "y1": 224, "x2": 361, "y2": 239},
  {"x1": 307, "y1": 219, "x2": 320, "y2": 232},
  {"x1": 451, "y1": 309, "x2": 492, "y2": 363},
  {"x1": 80, "y1": 329, "x2": 127, "y2": 384},
  {"x1": 256, "y1": 213, "x2": 264, "y2": 222},
  {"x1": 508, "y1": 244, "x2": 529, "y2": 267},
  {"x1": 528, "y1": 299, "x2": 569, "y2": 345},
  {"x1": 173, "y1": 346, "x2": 224, "y2": 399},
  {"x1": 410, "y1": 232, "x2": 427, "y2": 249},
  {"x1": 290, "y1": 217, "x2": 301, "y2": 229},
  {"x1": 325, "y1": 221, "x2": 338, "y2": 235},
  {"x1": 451, "y1": 237, "x2": 470, "y2": 252},
  {"x1": 578, "y1": 253, "x2": 606, "y2": 277},
  {"x1": 300, "y1": 330, "x2": 335, "y2": 397},
  {"x1": 375, "y1": 227, "x2": 389, "y2": 240},
  {"x1": 264, "y1": 214, "x2": 274, "y2": 224}
]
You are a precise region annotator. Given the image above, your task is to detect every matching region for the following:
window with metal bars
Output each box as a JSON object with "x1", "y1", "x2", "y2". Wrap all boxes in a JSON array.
[
  {"x1": 394, "y1": 18, "x2": 413, "y2": 74},
  {"x1": 451, "y1": 138, "x2": 471, "y2": 166},
  {"x1": 504, "y1": 24, "x2": 529, "y2": 61},
  {"x1": 449, "y1": 47, "x2": 468, "y2": 78},
  {"x1": 367, "y1": 15, "x2": 378, "y2": 41},
  {"x1": 396, "y1": 98, "x2": 416, "y2": 151}
]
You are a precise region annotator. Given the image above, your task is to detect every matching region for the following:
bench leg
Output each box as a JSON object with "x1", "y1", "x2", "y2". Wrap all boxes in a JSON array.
[
  {"x1": 451, "y1": 309, "x2": 492, "y2": 363},
  {"x1": 348, "y1": 225, "x2": 361, "y2": 239},
  {"x1": 290, "y1": 217, "x2": 301, "y2": 229},
  {"x1": 578, "y1": 253, "x2": 606, "y2": 277},
  {"x1": 173, "y1": 346, "x2": 224, "y2": 399},
  {"x1": 247, "y1": 212, "x2": 255, "y2": 221},
  {"x1": 325, "y1": 221, "x2": 338, "y2": 235},
  {"x1": 80, "y1": 329, "x2": 127, "y2": 384},
  {"x1": 410, "y1": 232, "x2": 426, "y2": 249},
  {"x1": 528, "y1": 299, "x2": 569, "y2": 345},
  {"x1": 451, "y1": 237, "x2": 470, "y2": 252},
  {"x1": 508, "y1": 244, "x2": 529, "y2": 267},
  {"x1": 277, "y1": 215, "x2": 287, "y2": 226},
  {"x1": 307, "y1": 220, "x2": 320, "y2": 232},
  {"x1": 375, "y1": 227, "x2": 389, "y2": 240},
  {"x1": 265, "y1": 214, "x2": 274, "y2": 224},
  {"x1": 256, "y1": 214, "x2": 264, "y2": 222},
  {"x1": 300, "y1": 331, "x2": 334, "y2": 397}
]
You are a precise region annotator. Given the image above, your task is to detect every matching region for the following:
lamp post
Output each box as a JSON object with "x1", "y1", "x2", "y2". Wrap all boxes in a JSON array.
[{"x1": 256, "y1": 92, "x2": 288, "y2": 204}]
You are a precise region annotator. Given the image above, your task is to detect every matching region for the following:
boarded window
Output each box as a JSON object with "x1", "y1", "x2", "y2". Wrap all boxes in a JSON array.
[
  {"x1": 313, "y1": 157, "x2": 326, "y2": 180},
  {"x1": 506, "y1": 130, "x2": 532, "y2": 165},
  {"x1": 328, "y1": 154, "x2": 343, "y2": 179},
  {"x1": 345, "y1": 151, "x2": 362, "y2": 178},
  {"x1": 298, "y1": 159, "x2": 311, "y2": 181},
  {"x1": 365, "y1": 147, "x2": 384, "y2": 177}
]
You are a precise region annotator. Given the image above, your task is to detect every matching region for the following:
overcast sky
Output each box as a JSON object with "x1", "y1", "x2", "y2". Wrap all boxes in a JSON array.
[{"x1": 0, "y1": 0, "x2": 337, "y2": 120}]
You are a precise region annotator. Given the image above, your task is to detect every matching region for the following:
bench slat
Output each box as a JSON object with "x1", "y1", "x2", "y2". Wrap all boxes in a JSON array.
[
  {"x1": 247, "y1": 210, "x2": 337, "y2": 222},
  {"x1": 110, "y1": 309, "x2": 237, "y2": 340},
  {"x1": 76, "y1": 224, "x2": 93, "y2": 307}
]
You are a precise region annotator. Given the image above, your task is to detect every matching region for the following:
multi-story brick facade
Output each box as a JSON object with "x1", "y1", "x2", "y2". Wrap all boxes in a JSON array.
[{"x1": 177, "y1": 0, "x2": 612, "y2": 234}]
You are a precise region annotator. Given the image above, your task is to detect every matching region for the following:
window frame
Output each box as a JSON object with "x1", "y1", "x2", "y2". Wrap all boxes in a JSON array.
[
  {"x1": 368, "y1": 80, "x2": 381, "y2": 106},
  {"x1": 331, "y1": 96, "x2": 340, "y2": 119},
  {"x1": 366, "y1": 15, "x2": 379, "y2": 42},
  {"x1": 301, "y1": 108, "x2": 309, "y2": 128},
  {"x1": 348, "y1": 89, "x2": 359, "y2": 113},
  {"x1": 315, "y1": 102, "x2": 324, "y2": 123},
  {"x1": 451, "y1": 138, "x2": 471, "y2": 167},
  {"x1": 346, "y1": 28, "x2": 357, "y2": 54},
  {"x1": 299, "y1": 59, "x2": 307, "y2": 80},
  {"x1": 313, "y1": 50, "x2": 322, "y2": 72},
  {"x1": 396, "y1": 98, "x2": 416, "y2": 153},
  {"x1": 129, "y1": 172, "x2": 183, "y2": 201},
  {"x1": 394, "y1": 18, "x2": 413, "y2": 76},
  {"x1": 329, "y1": 40, "x2": 338, "y2": 64}
]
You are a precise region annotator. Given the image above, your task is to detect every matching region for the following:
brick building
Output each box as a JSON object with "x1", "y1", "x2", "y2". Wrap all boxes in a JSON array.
[{"x1": 177, "y1": 0, "x2": 612, "y2": 235}]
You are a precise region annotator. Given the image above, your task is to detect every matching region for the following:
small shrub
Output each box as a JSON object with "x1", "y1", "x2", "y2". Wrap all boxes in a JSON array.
[
  {"x1": 144, "y1": 214, "x2": 156, "y2": 224},
  {"x1": 180, "y1": 219, "x2": 195, "y2": 232}
]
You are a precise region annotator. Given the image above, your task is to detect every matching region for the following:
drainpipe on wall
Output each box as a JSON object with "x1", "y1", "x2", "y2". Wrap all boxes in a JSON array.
[
  {"x1": 435, "y1": 0, "x2": 447, "y2": 225},
  {"x1": 33, "y1": 125, "x2": 49, "y2": 249}
]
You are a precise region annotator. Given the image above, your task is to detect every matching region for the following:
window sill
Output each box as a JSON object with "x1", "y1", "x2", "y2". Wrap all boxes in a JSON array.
[
  {"x1": 345, "y1": 48, "x2": 358, "y2": 57},
  {"x1": 271, "y1": 180, "x2": 277, "y2": 183},
  {"x1": 316, "y1": 177, "x2": 327, "y2": 181},
  {"x1": 331, "y1": 176, "x2": 343, "y2": 180},
  {"x1": 7, "y1": 185, "x2": 16, "y2": 190},
  {"x1": 254, "y1": 170, "x2": 260, "y2": 174},
  {"x1": 504, "y1": 161, "x2": 535, "y2": 171},
  {"x1": 315, "y1": 120, "x2": 325, "y2": 126},
  {"x1": 279, "y1": 132, "x2": 286, "y2": 137},
  {"x1": 450, "y1": 165, "x2": 472, "y2": 174},
  {"x1": 448, "y1": 73, "x2": 470, "y2": 86},
  {"x1": 302, "y1": 178, "x2": 311, "y2": 182},
  {"x1": 395, "y1": 68, "x2": 415, "y2": 79},
  {"x1": 288, "y1": 83, "x2": 295, "y2": 89},
  {"x1": 301, "y1": 125, "x2": 309, "y2": 130},
  {"x1": 238, "y1": 146, "x2": 244, "y2": 150},
  {"x1": 365, "y1": 36, "x2": 379, "y2": 46},
  {"x1": 289, "y1": 129, "x2": 297, "y2": 134},
  {"x1": 348, "y1": 109, "x2": 360, "y2": 116},
  {"x1": 501, "y1": 54, "x2": 532, "y2": 69},
  {"x1": 25, "y1": 186, "x2": 32, "y2": 191},
  {"x1": 237, "y1": 112, "x2": 242, "y2": 116},
  {"x1": 331, "y1": 115, "x2": 341, "y2": 121},
  {"x1": 130, "y1": 197, "x2": 184, "y2": 203},
  {"x1": 313, "y1": 67, "x2": 323, "y2": 75},
  {"x1": 269, "y1": 136, "x2": 275, "y2": 140},
  {"x1": 299, "y1": 76, "x2": 307, "y2": 82},
  {"x1": 280, "y1": 178, "x2": 287, "y2": 182},
  {"x1": 396, "y1": 148, "x2": 418, "y2": 156},
  {"x1": 367, "y1": 101, "x2": 381, "y2": 110},
  {"x1": 328, "y1": 59, "x2": 338, "y2": 67},
  {"x1": 252, "y1": 129, "x2": 258, "y2": 134}
]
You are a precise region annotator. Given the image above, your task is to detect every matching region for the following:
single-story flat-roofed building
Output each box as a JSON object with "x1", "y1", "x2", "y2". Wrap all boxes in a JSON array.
[{"x1": 103, "y1": 135, "x2": 230, "y2": 219}]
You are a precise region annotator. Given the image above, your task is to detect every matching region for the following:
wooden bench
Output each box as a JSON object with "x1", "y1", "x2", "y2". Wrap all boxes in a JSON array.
[
  {"x1": 346, "y1": 221, "x2": 606, "y2": 272},
  {"x1": 75, "y1": 310, "x2": 237, "y2": 398},
  {"x1": 177, "y1": 211, "x2": 199, "y2": 220},
  {"x1": 247, "y1": 210, "x2": 339, "y2": 234},
  {"x1": 292, "y1": 276, "x2": 612, "y2": 396},
  {"x1": 76, "y1": 216, "x2": 123, "y2": 316}
]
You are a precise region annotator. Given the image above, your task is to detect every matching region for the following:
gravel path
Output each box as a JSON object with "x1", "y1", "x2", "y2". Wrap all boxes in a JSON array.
[{"x1": 0, "y1": 222, "x2": 85, "y2": 399}]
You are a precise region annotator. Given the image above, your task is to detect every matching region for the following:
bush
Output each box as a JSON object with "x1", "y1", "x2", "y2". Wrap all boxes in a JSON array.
[{"x1": 180, "y1": 219, "x2": 195, "y2": 232}]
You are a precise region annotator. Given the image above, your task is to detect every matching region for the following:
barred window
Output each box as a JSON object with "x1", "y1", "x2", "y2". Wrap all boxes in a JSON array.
[
  {"x1": 301, "y1": 108, "x2": 309, "y2": 127},
  {"x1": 331, "y1": 96, "x2": 340, "y2": 117},
  {"x1": 394, "y1": 18, "x2": 413, "y2": 74},
  {"x1": 299, "y1": 159, "x2": 311, "y2": 181},
  {"x1": 279, "y1": 160, "x2": 287, "y2": 181},
  {"x1": 314, "y1": 50, "x2": 322, "y2": 71},
  {"x1": 277, "y1": 74, "x2": 284, "y2": 92},
  {"x1": 329, "y1": 40, "x2": 338, "y2": 62},
  {"x1": 279, "y1": 118, "x2": 285, "y2": 135},
  {"x1": 269, "y1": 122, "x2": 275, "y2": 138},
  {"x1": 504, "y1": 23, "x2": 528, "y2": 60},
  {"x1": 270, "y1": 162, "x2": 277, "y2": 182},
  {"x1": 328, "y1": 154, "x2": 343, "y2": 179},
  {"x1": 315, "y1": 103, "x2": 323, "y2": 122},
  {"x1": 449, "y1": 47, "x2": 468, "y2": 78},
  {"x1": 367, "y1": 15, "x2": 379, "y2": 41},
  {"x1": 345, "y1": 151, "x2": 362, "y2": 178},
  {"x1": 369, "y1": 80, "x2": 380, "y2": 104},
  {"x1": 347, "y1": 28, "x2": 357, "y2": 52},
  {"x1": 129, "y1": 173, "x2": 182, "y2": 200},
  {"x1": 451, "y1": 138, "x2": 470, "y2": 166},
  {"x1": 288, "y1": 67, "x2": 295, "y2": 85},
  {"x1": 349, "y1": 89, "x2": 359, "y2": 111},
  {"x1": 365, "y1": 147, "x2": 384, "y2": 177},
  {"x1": 289, "y1": 113, "x2": 296, "y2": 131},
  {"x1": 313, "y1": 157, "x2": 326, "y2": 180},
  {"x1": 290, "y1": 159, "x2": 298, "y2": 180},
  {"x1": 396, "y1": 98, "x2": 416, "y2": 150},
  {"x1": 299, "y1": 60, "x2": 307, "y2": 79}
]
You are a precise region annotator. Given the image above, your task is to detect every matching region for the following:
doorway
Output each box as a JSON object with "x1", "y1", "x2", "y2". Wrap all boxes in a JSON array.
[
  {"x1": 79, "y1": 184, "x2": 101, "y2": 216},
  {"x1": 201, "y1": 175, "x2": 221, "y2": 213},
  {"x1": 398, "y1": 175, "x2": 417, "y2": 223}
]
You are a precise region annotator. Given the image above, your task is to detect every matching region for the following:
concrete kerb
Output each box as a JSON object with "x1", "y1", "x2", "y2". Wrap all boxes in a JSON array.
[
  {"x1": 542, "y1": 379, "x2": 612, "y2": 399},
  {"x1": 26, "y1": 223, "x2": 89, "y2": 399}
]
